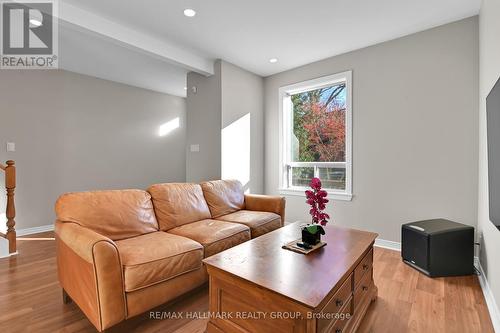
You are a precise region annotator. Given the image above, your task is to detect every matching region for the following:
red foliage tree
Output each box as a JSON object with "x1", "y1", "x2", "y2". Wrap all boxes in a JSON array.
[{"x1": 302, "y1": 101, "x2": 345, "y2": 162}]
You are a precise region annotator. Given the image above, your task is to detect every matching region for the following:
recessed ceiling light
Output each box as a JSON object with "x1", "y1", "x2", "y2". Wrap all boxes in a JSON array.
[
  {"x1": 184, "y1": 87, "x2": 187, "y2": 90},
  {"x1": 29, "y1": 19, "x2": 42, "y2": 27},
  {"x1": 184, "y1": 9, "x2": 196, "y2": 17},
  {"x1": 269, "y1": 58, "x2": 278, "y2": 63}
]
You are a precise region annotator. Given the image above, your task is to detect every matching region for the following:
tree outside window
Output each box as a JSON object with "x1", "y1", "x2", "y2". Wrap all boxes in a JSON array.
[{"x1": 280, "y1": 71, "x2": 352, "y2": 200}]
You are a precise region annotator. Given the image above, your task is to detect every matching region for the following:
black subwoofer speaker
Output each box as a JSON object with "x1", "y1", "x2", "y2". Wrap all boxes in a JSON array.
[{"x1": 401, "y1": 219, "x2": 474, "y2": 277}]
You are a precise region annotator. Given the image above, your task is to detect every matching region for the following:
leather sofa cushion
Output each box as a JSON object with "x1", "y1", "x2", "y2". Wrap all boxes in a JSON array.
[
  {"x1": 167, "y1": 219, "x2": 250, "y2": 257},
  {"x1": 115, "y1": 232, "x2": 203, "y2": 292},
  {"x1": 148, "y1": 183, "x2": 212, "y2": 231},
  {"x1": 55, "y1": 190, "x2": 158, "y2": 241},
  {"x1": 200, "y1": 180, "x2": 245, "y2": 218},
  {"x1": 216, "y1": 210, "x2": 282, "y2": 238},
  {"x1": 125, "y1": 268, "x2": 207, "y2": 318}
]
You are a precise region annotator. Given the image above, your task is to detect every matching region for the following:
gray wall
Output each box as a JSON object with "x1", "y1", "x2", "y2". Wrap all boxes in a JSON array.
[
  {"x1": 186, "y1": 60, "x2": 265, "y2": 192},
  {"x1": 221, "y1": 61, "x2": 264, "y2": 193},
  {"x1": 264, "y1": 17, "x2": 479, "y2": 242},
  {"x1": 186, "y1": 61, "x2": 222, "y2": 183},
  {"x1": 478, "y1": 0, "x2": 500, "y2": 322},
  {"x1": 0, "y1": 70, "x2": 187, "y2": 230}
]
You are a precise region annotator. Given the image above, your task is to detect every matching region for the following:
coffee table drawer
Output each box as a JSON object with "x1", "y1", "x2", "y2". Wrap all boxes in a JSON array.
[
  {"x1": 320, "y1": 272, "x2": 352, "y2": 316},
  {"x1": 318, "y1": 298, "x2": 353, "y2": 333},
  {"x1": 354, "y1": 267, "x2": 373, "y2": 308},
  {"x1": 354, "y1": 248, "x2": 373, "y2": 287}
]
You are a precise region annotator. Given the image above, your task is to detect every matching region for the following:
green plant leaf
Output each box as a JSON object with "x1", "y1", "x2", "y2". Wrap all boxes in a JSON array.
[{"x1": 306, "y1": 225, "x2": 318, "y2": 234}]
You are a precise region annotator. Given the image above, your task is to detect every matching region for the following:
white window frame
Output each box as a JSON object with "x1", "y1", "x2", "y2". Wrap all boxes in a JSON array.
[{"x1": 278, "y1": 70, "x2": 353, "y2": 201}]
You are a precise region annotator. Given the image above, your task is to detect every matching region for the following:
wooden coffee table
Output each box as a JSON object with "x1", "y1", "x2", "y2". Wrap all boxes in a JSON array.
[{"x1": 203, "y1": 222, "x2": 378, "y2": 333}]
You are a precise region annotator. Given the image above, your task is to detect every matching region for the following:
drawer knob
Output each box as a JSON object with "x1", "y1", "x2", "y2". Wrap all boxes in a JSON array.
[
  {"x1": 362, "y1": 286, "x2": 369, "y2": 291},
  {"x1": 335, "y1": 299, "x2": 343, "y2": 307},
  {"x1": 362, "y1": 264, "x2": 369, "y2": 270}
]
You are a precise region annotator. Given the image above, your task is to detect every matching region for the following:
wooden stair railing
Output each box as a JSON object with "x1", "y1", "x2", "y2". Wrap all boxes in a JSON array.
[{"x1": 0, "y1": 160, "x2": 16, "y2": 254}]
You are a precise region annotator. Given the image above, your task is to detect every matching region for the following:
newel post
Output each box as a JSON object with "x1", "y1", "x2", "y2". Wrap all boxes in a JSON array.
[{"x1": 5, "y1": 160, "x2": 16, "y2": 254}]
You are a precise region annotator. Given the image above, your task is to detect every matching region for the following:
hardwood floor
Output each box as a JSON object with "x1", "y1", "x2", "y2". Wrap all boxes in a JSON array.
[
  {"x1": 357, "y1": 247, "x2": 494, "y2": 333},
  {"x1": 0, "y1": 232, "x2": 494, "y2": 333}
]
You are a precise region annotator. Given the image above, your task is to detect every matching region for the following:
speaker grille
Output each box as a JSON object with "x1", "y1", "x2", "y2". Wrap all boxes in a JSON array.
[{"x1": 402, "y1": 227, "x2": 428, "y2": 271}]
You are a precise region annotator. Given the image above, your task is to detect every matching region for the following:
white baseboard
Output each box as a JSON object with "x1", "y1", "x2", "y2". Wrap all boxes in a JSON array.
[
  {"x1": 0, "y1": 224, "x2": 54, "y2": 257},
  {"x1": 16, "y1": 224, "x2": 54, "y2": 236},
  {"x1": 0, "y1": 237, "x2": 18, "y2": 258},
  {"x1": 0, "y1": 251, "x2": 18, "y2": 258},
  {"x1": 0, "y1": 224, "x2": 54, "y2": 258},
  {"x1": 476, "y1": 258, "x2": 500, "y2": 332},
  {"x1": 0, "y1": 237, "x2": 9, "y2": 258},
  {"x1": 0, "y1": 225, "x2": 50, "y2": 258},
  {"x1": 374, "y1": 238, "x2": 401, "y2": 251}
]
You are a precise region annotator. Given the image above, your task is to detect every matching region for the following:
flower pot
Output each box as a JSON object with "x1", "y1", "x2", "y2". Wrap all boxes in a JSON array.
[
  {"x1": 302, "y1": 228, "x2": 321, "y2": 245},
  {"x1": 301, "y1": 224, "x2": 325, "y2": 246}
]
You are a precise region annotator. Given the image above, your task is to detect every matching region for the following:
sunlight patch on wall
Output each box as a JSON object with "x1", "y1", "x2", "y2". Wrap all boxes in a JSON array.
[
  {"x1": 158, "y1": 117, "x2": 180, "y2": 136},
  {"x1": 222, "y1": 113, "x2": 251, "y2": 191}
]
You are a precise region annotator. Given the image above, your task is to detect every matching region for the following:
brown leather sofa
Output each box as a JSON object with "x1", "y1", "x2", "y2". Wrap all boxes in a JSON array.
[{"x1": 55, "y1": 180, "x2": 285, "y2": 332}]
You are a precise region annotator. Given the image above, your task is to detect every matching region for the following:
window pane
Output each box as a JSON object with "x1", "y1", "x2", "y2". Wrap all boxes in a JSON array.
[
  {"x1": 291, "y1": 167, "x2": 314, "y2": 187},
  {"x1": 319, "y1": 167, "x2": 346, "y2": 190},
  {"x1": 291, "y1": 83, "x2": 346, "y2": 162}
]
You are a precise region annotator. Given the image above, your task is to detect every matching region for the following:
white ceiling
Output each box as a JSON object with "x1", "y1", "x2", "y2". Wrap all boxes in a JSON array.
[
  {"x1": 58, "y1": 0, "x2": 481, "y2": 95},
  {"x1": 60, "y1": 23, "x2": 189, "y2": 97},
  {"x1": 59, "y1": 25, "x2": 188, "y2": 97}
]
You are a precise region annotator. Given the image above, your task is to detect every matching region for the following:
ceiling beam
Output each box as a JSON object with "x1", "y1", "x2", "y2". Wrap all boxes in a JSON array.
[{"x1": 58, "y1": 2, "x2": 214, "y2": 76}]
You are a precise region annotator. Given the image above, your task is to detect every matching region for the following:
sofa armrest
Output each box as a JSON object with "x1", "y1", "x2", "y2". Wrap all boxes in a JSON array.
[
  {"x1": 244, "y1": 194, "x2": 286, "y2": 226},
  {"x1": 55, "y1": 221, "x2": 126, "y2": 332}
]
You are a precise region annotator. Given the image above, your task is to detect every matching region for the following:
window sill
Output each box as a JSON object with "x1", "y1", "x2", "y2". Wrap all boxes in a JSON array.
[{"x1": 278, "y1": 188, "x2": 353, "y2": 201}]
